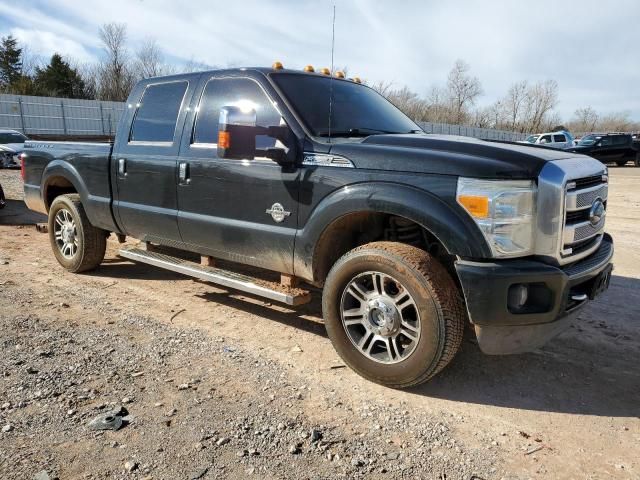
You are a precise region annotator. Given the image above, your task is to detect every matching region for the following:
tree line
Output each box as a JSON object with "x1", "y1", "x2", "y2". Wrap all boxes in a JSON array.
[
  {"x1": 369, "y1": 60, "x2": 639, "y2": 134},
  {"x1": 0, "y1": 24, "x2": 637, "y2": 134}
]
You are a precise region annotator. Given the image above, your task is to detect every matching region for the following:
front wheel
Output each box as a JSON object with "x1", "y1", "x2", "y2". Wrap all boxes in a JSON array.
[
  {"x1": 322, "y1": 242, "x2": 465, "y2": 388},
  {"x1": 48, "y1": 194, "x2": 106, "y2": 273},
  {"x1": 635, "y1": 152, "x2": 640, "y2": 167},
  {"x1": 615, "y1": 160, "x2": 627, "y2": 167}
]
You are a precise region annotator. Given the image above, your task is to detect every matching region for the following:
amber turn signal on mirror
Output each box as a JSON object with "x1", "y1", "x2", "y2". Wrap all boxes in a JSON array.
[{"x1": 218, "y1": 130, "x2": 231, "y2": 149}]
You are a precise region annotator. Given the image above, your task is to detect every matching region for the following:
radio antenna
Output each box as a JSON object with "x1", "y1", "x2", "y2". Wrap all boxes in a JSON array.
[{"x1": 328, "y1": 4, "x2": 336, "y2": 143}]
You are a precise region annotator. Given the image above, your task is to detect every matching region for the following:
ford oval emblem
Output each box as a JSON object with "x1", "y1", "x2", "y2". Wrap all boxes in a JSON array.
[{"x1": 589, "y1": 198, "x2": 605, "y2": 226}]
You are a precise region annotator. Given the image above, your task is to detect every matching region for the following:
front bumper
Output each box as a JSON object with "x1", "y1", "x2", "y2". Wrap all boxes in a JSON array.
[{"x1": 455, "y1": 234, "x2": 614, "y2": 354}]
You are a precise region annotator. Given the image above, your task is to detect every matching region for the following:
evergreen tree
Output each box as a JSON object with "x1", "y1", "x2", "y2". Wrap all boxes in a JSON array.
[
  {"x1": 0, "y1": 35, "x2": 23, "y2": 90},
  {"x1": 34, "y1": 54, "x2": 89, "y2": 98}
]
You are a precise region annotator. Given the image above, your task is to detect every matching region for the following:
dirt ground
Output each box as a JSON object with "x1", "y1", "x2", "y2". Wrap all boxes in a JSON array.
[{"x1": 0, "y1": 167, "x2": 638, "y2": 480}]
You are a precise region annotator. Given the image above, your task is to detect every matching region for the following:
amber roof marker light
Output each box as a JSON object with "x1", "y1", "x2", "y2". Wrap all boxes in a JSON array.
[
  {"x1": 352, "y1": 76, "x2": 362, "y2": 84},
  {"x1": 272, "y1": 61, "x2": 284, "y2": 70},
  {"x1": 334, "y1": 71, "x2": 345, "y2": 78},
  {"x1": 303, "y1": 65, "x2": 315, "y2": 72},
  {"x1": 320, "y1": 67, "x2": 331, "y2": 75}
]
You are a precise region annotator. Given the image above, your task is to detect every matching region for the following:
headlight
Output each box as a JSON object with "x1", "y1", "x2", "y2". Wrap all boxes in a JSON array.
[{"x1": 456, "y1": 177, "x2": 537, "y2": 258}]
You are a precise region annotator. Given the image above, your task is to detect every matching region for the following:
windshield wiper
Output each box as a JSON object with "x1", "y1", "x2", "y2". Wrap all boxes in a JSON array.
[{"x1": 316, "y1": 127, "x2": 399, "y2": 137}]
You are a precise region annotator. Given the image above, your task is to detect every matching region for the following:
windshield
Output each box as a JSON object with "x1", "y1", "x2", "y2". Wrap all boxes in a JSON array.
[
  {"x1": 0, "y1": 132, "x2": 27, "y2": 144},
  {"x1": 578, "y1": 134, "x2": 601, "y2": 146},
  {"x1": 271, "y1": 73, "x2": 420, "y2": 137},
  {"x1": 524, "y1": 135, "x2": 539, "y2": 143}
]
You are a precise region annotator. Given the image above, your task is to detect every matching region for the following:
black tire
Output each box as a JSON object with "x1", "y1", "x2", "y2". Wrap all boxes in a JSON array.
[
  {"x1": 615, "y1": 160, "x2": 626, "y2": 167},
  {"x1": 635, "y1": 152, "x2": 640, "y2": 167},
  {"x1": 322, "y1": 241, "x2": 465, "y2": 388},
  {"x1": 48, "y1": 194, "x2": 106, "y2": 273}
]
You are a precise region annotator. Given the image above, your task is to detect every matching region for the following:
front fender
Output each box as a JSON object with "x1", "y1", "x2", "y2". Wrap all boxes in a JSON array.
[{"x1": 293, "y1": 181, "x2": 491, "y2": 281}]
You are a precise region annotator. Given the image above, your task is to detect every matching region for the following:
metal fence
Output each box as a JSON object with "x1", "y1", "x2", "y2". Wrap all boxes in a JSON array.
[
  {"x1": 0, "y1": 93, "x2": 528, "y2": 142},
  {"x1": 417, "y1": 122, "x2": 527, "y2": 141},
  {"x1": 0, "y1": 94, "x2": 125, "y2": 136}
]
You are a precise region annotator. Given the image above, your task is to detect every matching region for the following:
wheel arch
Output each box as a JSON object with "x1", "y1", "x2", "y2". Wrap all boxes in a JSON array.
[
  {"x1": 293, "y1": 182, "x2": 490, "y2": 284},
  {"x1": 42, "y1": 161, "x2": 87, "y2": 212}
]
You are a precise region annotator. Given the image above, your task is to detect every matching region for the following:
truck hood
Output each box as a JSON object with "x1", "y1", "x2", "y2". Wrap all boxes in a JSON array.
[
  {"x1": 565, "y1": 145, "x2": 592, "y2": 154},
  {"x1": 327, "y1": 134, "x2": 579, "y2": 179}
]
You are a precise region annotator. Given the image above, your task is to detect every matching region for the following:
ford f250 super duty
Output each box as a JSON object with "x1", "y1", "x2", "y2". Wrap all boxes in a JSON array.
[{"x1": 21, "y1": 64, "x2": 614, "y2": 388}]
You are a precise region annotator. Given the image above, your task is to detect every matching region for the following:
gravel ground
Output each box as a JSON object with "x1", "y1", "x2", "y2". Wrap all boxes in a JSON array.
[{"x1": 1, "y1": 167, "x2": 639, "y2": 479}]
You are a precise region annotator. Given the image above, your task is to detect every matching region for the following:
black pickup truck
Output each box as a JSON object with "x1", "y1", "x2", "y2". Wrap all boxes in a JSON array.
[
  {"x1": 567, "y1": 133, "x2": 640, "y2": 166},
  {"x1": 22, "y1": 66, "x2": 614, "y2": 388}
]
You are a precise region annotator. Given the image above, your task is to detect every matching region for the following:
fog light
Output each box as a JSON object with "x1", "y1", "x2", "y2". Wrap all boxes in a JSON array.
[{"x1": 508, "y1": 284, "x2": 529, "y2": 311}]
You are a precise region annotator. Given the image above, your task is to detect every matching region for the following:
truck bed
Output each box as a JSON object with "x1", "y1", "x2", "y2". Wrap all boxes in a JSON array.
[{"x1": 22, "y1": 140, "x2": 117, "y2": 232}]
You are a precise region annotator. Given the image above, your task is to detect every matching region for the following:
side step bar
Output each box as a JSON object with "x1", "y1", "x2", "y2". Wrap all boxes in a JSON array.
[{"x1": 117, "y1": 247, "x2": 311, "y2": 306}]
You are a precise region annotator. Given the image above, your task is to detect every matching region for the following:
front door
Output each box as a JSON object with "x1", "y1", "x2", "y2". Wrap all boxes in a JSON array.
[
  {"x1": 113, "y1": 79, "x2": 196, "y2": 243},
  {"x1": 176, "y1": 74, "x2": 300, "y2": 273}
]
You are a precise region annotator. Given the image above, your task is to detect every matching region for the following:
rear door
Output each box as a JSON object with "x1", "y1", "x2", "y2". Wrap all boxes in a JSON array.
[
  {"x1": 592, "y1": 136, "x2": 617, "y2": 163},
  {"x1": 176, "y1": 73, "x2": 300, "y2": 273},
  {"x1": 552, "y1": 133, "x2": 568, "y2": 149},
  {"x1": 112, "y1": 78, "x2": 196, "y2": 243}
]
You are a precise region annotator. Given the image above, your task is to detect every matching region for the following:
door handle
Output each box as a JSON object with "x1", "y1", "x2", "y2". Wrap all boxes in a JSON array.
[
  {"x1": 179, "y1": 162, "x2": 190, "y2": 184},
  {"x1": 118, "y1": 158, "x2": 127, "y2": 177}
]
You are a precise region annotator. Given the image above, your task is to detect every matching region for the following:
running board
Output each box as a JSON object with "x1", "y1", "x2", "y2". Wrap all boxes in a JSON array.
[{"x1": 117, "y1": 247, "x2": 311, "y2": 306}]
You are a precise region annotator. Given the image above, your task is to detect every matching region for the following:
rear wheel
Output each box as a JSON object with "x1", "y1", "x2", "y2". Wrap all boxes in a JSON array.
[
  {"x1": 48, "y1": 194, "x2": 106, "y2": 273},
  {"x1": 615, "y1": 160, "x2": 627, "y2": 167},
  {"x1": 635, "y1": 152, "x2": 640, "y2": 167},
  {"x1": 322, "y1": 242, "x2": 465, "y2": 388}
]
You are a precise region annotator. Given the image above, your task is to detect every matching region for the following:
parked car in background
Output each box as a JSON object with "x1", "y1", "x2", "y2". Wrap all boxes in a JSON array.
[
  {"x1": 566, "y1": 133, "x2": 640, "y2": 166},
  {"x1": 518, "y1": 130, "x2": 574, "y2": 149},
  {"x1": 0, "y1": 129, "x2": 28, "y2": 169}
]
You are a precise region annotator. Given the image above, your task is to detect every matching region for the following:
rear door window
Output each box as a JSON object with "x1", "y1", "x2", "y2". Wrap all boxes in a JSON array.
[
  {"x1": 539, "y1": 135, "x2": 553, "y2": 143},
  {"x1": 130, "y1": 81, "x2": 188, "y2": 143},
  {"x1": 192, "y1": 77, "x2": 282, "y2": 148},
  {"x1": 600, "y1": 137, "x2": 613, "y2": 146},
  {"x1": 553, "y1": 134, "x2": 567, "y2": 143}
]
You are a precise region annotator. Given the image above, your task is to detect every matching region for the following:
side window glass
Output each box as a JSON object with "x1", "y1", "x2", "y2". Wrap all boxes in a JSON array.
[
  {"x1": 130, "y1": 81, "x2": 188, "y2": 143},
  {"x1": 600, "y1": 137, "x2": 612, "y2": 146},
  {"x1": 553, "y1": 134, "x2": 566, "y2": 142},
  {"x1": 193, "y1": 77, "x2": 282, "y2": 148},
  {"x1": 540, "y1": 135, "x2": 552, "y2": 143}
]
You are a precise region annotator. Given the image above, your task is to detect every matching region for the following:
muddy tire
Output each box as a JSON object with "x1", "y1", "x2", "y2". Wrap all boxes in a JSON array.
[
  {"x1": 48, "y1": 194, "x2": 106, "y2": 273},
  {"x1": 322, "y1": 241, "x2": 465, "y2": 388},
  {"x1": 635, "y1": 152, "x2": 640, "y2": 167}
]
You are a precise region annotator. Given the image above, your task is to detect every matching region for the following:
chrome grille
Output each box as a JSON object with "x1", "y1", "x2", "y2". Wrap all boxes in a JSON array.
[
  {"x1": 535, "y1": 158, "x2": 608, "y2": 266},
  {"x1": 572, "y1": 184, "x2": 608, "y2": 209},
  {"x1": 562, "y1": 174, "x2": 607, "y2": 262}
]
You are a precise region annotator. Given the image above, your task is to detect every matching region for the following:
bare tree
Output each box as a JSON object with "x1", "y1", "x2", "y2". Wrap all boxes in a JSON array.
[
  {"x1": 598, "y1": 111, "x2": 634, "y2": 132},
  {"x1": 446, "y1": 60, "x2": 483, "y2": 124},
  {"x1": 369, "y1": 80, "x2": 394, "y2": 97},
  {"x1": 97, "y1": 23, "x2": 135, "y2": 101},
  {"x1": 569, "y1": 106, "x2": 599, "y2": 133},
  {"x1": 503, "y1": 80, "x2": 528, "y2": 131},
  {"x1": 135, "y1": 39, "x2": 175, "y2": 79},
  {"x1": 523, "y1": 79, "x2": 558, "y2": 133}
]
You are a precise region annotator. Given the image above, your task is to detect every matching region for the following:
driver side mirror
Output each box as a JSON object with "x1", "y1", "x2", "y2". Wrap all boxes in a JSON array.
[{"x1": 217, "y1": 106, "x2": 295, "y2": 165}]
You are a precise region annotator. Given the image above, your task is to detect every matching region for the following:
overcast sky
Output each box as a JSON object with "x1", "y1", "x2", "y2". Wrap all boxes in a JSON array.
[{"x1": 2, "y1": 0, "x2": 639, "y2": 120}]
